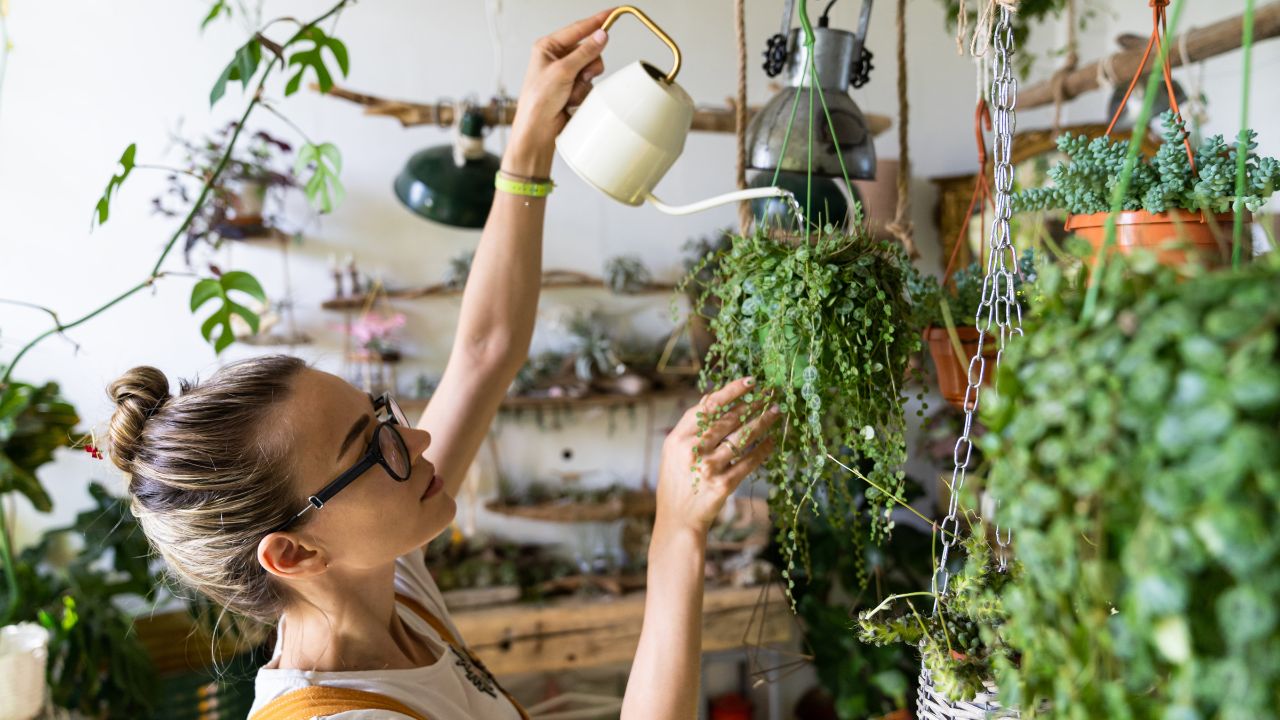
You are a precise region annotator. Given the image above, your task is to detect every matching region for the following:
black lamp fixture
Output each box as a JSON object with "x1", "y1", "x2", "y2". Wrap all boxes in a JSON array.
[{"x1": 394, "y1": 107, "x2": 501, "y2": 228}]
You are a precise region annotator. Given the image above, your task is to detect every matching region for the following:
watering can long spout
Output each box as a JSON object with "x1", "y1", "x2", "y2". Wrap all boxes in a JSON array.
[{"x1": 644, "y1": 186, "x2": 796, "y2": 216}]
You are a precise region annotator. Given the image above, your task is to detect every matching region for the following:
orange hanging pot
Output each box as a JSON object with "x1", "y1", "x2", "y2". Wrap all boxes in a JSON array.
[
  {"x1": 924, "y1": 326, "x2": 998, "y2": 412},
  {"x1": 1064, "y1": 209, "x2": 1244, "y2": 270}
]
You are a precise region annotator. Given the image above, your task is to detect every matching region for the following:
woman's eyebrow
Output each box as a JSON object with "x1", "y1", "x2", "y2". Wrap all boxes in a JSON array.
[{"x1": 336, "y1": 414, "x2": 372, "y2": 462}]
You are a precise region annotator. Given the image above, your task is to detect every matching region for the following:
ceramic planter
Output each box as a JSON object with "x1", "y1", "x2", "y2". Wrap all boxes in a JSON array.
[
  {"x1": 0, "y1": 622, "x2": 49, "y2": 720},
  {"x1": 924, "y1": 326, "x2": 998, "y2": 411},
  {"x1": 1064, "y1": 209, "x2": 1243, "y2": 269}
]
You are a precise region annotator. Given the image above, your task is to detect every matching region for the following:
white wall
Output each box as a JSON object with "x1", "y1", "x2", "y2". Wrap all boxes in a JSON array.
[{"x1": 1, "y1": 0, "x2": 1276, "y2": 711}]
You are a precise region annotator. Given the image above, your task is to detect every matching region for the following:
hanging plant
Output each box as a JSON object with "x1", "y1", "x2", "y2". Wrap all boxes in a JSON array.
[
  {"x1": 1013, "y1": 111, "x2": 1280, "y2": 268},
  {"x1": 857, "y1": 527, "x2": 1016, "y2": 703},
  {"x1": 978, "y1": 252, "x2": 1280, "y2": 719},
  {"x1": 684, "y1": 225, "x2": 928, "y2": 599},
  {"x1": 913, "y1": 251, "x2": 1038, "y2": 410}
]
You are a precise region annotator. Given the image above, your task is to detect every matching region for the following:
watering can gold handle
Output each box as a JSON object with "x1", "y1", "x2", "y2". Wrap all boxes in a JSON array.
[{"x1": 602, "y1": 6, "x2": 681, "y2": 84}]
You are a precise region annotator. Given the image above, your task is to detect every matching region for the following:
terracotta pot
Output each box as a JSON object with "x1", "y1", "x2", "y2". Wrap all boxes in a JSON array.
[
  {"x1": 924, "y1": 326, "x2": 998, "y2": 411},
  {"x1": 1064, "y1": 209, "x2": 1243, "y2": 269}
]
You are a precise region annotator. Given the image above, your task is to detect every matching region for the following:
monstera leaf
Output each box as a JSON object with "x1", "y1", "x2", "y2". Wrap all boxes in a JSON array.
[
  {"x1": 210, "y1": 38, "x2": 262, "y2": 107},
  {"x1": 190, "y1": 271, "x2": 267, "y2": 354},
  {"x1": 296, "y1": 141, "x2": 344, "y2": 213},
  {"x1": 284, "y1": 26, "x2": 349, "y2": 96},
  {"x1": 0, "y1": 381, "x2": 80, "y2": 512}
]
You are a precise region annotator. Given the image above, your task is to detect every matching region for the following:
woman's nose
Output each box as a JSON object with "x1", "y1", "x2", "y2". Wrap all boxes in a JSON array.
[{"x1": 409, "y1": 427, "x2": 432, "y2": 456}]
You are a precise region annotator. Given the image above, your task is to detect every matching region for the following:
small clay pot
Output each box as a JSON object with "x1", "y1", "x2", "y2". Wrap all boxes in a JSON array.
[
  {"x1": 1064, "y1": 209, "x2": 1244, "y2": 269},
  {"x1": 924, "y1": 326, "x2": 998, "y2": 411}
]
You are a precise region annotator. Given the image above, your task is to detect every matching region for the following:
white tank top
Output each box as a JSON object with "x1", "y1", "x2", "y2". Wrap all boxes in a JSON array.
[{"x1": 247, "y1": 548, "x2": 525, "y2": 720}]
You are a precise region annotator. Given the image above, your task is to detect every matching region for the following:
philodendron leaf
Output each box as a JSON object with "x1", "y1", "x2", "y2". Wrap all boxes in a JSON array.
[
  {"x1": 200, "y1": 0, "x2": 230, "y2": 30},
  {"x1": 91, "y1": 143, "x2": 137, "y2": 229},
  {"x1": 190, "y1": 271, "x2": 267, "y2": 354},
  {"x1": 296, "y1": 141, "x2": 345, "y2": 213},
  {"x1": 210, "y1": 38, "x2": 262, "y2": 107},
  {"x1": 0, "y1": 451, "x2": 53, "y2": 512},
  {"x1": 284, "y1": 26, "x2": 349, "y2": 96}
]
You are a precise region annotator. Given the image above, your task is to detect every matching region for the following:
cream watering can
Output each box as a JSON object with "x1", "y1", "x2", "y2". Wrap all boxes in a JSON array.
[{"x1": 557, "y1": 6, "x2": 795, "y2": 216}]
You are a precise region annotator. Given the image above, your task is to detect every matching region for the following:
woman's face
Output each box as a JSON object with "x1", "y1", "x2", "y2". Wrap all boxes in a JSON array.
[{"x1": 275, "y1": 368, "x2": 456, "y2": 571}]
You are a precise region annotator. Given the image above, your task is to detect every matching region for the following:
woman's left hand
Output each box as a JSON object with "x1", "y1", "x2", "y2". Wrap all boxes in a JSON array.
[{"x1": 506, "y1": 9, "x2": 613, "y2": 174}]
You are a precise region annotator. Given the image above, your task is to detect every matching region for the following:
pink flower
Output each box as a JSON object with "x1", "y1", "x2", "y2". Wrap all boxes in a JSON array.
[{"x1": 350, "y1": 312, "x2": 406, "y2": 347}]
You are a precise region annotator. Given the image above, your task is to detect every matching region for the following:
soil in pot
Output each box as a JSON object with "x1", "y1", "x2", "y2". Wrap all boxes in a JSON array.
[
  {"x1": 1065, "y1": 209, "x2": 1244, "y2": 269},
  {"x1": 925, "y1": 326, "x2": 998, "y2": 411}
]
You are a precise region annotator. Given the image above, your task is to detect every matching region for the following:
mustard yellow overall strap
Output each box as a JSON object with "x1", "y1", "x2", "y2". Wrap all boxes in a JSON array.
[
  {"x1": 394, "y1": 593, "x2": 531, "y2": 720},
  {"x1": 250, "y1": 685, "x2": 431, "y2": 720}
]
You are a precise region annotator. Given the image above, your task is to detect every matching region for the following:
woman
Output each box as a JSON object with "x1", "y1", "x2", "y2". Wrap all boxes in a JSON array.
[{"x1": 106, "y1": 10, "x2": 780, "y2": 720}]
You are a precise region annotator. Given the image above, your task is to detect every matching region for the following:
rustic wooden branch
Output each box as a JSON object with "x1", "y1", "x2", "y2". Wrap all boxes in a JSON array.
[
  {"x1": 1019, "y1": 3, "x2": 1280, "y2": 110},
  {"x1": 316, "y1": 82, "x2": 892, "y2": 136},
  {"x1": 321, "y1": 269, "x2": 676, "y2": 310}
]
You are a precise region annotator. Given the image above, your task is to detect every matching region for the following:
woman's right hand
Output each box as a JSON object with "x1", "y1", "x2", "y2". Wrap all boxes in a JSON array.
[{"x1": 654, "y1": 377, "x2": 781, "y2": 537}]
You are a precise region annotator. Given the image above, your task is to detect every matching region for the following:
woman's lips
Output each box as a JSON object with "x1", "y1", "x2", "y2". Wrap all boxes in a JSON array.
[{"x1": 421, "y1": 474, "x2": 443, "y2": 500}]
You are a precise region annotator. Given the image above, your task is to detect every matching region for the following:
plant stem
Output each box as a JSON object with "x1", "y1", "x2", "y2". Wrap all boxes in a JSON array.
[
  {"x1": 825, "y1": 452, "x2": 955, "y2": 538},
  {"x1": 1232, "y1": 0, "x2": 1255, "y2": 270},
  {"x1": 862, "y1": 590, "x2": 937, "y2": 620},
  {"x1": 0, "y1": 498, "x2": 19, "y2": 625}
]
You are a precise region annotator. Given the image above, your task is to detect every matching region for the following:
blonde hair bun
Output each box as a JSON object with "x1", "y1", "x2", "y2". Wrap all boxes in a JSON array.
[{"x1": 106, "y1": 365, "x2": 171, "y2": 472}]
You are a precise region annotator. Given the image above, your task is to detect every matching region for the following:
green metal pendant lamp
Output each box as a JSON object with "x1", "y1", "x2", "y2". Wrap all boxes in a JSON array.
[{"x1": 394, "y1": 108, "x2": 501, "y2": 228}]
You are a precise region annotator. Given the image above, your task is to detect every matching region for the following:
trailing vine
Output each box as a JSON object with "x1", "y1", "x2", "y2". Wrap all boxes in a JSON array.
[{"x1": 682, "y1": 225, "x2": 928, "y2": 603}]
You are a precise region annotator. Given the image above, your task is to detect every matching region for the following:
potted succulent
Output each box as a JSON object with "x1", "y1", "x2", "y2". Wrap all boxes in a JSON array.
[
  {"x1": 685, "y1": 224, "x2": 929, "y2": 600},
  {"x1": 603, "y1": 255, "x2": 653, "y2": 294},
  {"x1": 912, "y1": 250, "x2": 1037, "y2": 410},
  {"x1": 978, "y1": 251, "x2": 1280, "y2": 718},
  {"x1": 153, "y1": 121, "x2": 299, "y2": 259},
  {"x1": 1014, "y1": 111, "x2": 1280, "y2": 268}
]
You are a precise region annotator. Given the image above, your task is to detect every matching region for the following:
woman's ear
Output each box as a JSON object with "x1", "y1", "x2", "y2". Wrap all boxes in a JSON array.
[{"x1": 258, "y1": 532, "x2": 328, "y2": 580}]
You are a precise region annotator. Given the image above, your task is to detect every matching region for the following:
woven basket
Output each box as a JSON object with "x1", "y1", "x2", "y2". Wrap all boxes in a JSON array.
[{"x1": 916, "y1": 666, "x2": 1016, "y2": 720}]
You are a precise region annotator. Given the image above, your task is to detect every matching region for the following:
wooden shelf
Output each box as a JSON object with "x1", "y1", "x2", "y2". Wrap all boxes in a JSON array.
[
  {"x1": 398, "y1": 384, "x2": 699, "y2": 416},
  {"x1": 485, "y1": 489, "x2": 657, "y2": 523},
  {"x1": 452, "y1": 583, "x2": 793, "y2": 677},
  {"x1": 322, "y1": 269, "x2": 677, "y2": 311}
]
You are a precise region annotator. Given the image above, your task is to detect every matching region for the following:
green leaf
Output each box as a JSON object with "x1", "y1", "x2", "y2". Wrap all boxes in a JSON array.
[
  {"x1": 210, "y1": 38, "x2": 262, "y2": 107},
  {"x1": 91, "y1": 143, "x2": 137, "y2": 229},
  {"x1": 295, "y1": 141, "x2": 345, "y2": 213},
  {"x1": 200, "y1": 0, "x2": 230, "y2": 30},
  {"x1": 283, "y1": 27, "x2": 349, "y2": 97},
  {"x1": 189, "y1": 271, "x2": 268, "y2": 354},
  {"x1": 0, "y1": 451, "x2": 54, "y2": 512}
]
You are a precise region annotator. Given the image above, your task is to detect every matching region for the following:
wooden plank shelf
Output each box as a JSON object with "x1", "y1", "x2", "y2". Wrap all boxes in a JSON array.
[
  {"x1": 397, "y1": 384, "x2": 700, "y2": 416},
  {"x1": 453, "y1": 583, "x2": 794, "y2": 677},
  {"x1": 485, "y1": 489, "x2": 657, "y2": 523},
  {"x1": 322, "y1": 270, "x2": 677, "y2": 311}
]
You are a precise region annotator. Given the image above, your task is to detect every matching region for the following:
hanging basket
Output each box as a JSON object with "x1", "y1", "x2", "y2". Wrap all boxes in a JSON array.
[
  {"x1": 1064, "y1": 209, "x2": 1244, "y2": 269},
  {"x1": 924, "y1": 326, "x2": 998, "y2": 411},
  {"x1": 916, "y1": 666, "x2": 1016, "y2": 720}
]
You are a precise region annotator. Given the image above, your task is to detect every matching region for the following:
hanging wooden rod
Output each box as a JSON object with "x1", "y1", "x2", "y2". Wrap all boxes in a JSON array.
[
  {"x1": 1019, "y1": 3, "x2": 1280, "y2": 110},
  {"x1": 314, "y1": 83, "x2": 892, "y2": 136}
]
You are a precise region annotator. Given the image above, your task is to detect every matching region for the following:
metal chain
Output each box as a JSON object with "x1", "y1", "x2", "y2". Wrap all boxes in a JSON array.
[{"x1": 933, "y1": 4, "x2": 1022, "y2": 605}]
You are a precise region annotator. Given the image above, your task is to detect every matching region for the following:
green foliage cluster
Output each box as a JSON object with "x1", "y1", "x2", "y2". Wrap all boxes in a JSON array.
[
  {"x1": 981, "y1": 252, "x2": 1280, "y2": 718},
  {"x1": 765, "y1": 479, "x2": 934, "y2": 719},
  {"x1": 857, "y1": 528, "x2": 1017, "y2": 703},
  {"x1": 683, "y1": 226, "x2": 928, "y2": 600},
  {"x1": 603, "y1": 255, "x2": 653, "y2": 294},
  {"x1": 912, "y1": 250, "x2": 1038, "y2": 329},
  {"x1": 1014, "y1": 111, "x2": 1280, "y2": 216}
]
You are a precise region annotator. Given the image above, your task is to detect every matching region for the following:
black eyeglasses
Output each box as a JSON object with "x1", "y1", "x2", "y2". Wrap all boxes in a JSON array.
[{"x1": 269, "y1": 392, "x2": 412, "y2": 534}]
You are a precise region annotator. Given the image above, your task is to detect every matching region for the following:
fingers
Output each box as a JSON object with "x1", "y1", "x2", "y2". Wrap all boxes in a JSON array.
[
  {"x1": 545, "y1": 8, "x2": 616, "y2": 48},
  {"x1": 678, "y1": 376, "x2": 756, "y2": 437},
  {"x1": 696, "y1": 394, "x2": 766, "y2": 457},
  {"x1": 719, "y1": 437, "x2": 776, "y2": 492},
  {"x1": 554, "y1": 25, "x2": 608, "y2": 77},
  {"x1": 707, "y1": 403, "x2": 781, "y2": 467},
  {"x1": 567, "y1": 77, "x2": 594, "y2": 107}
]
